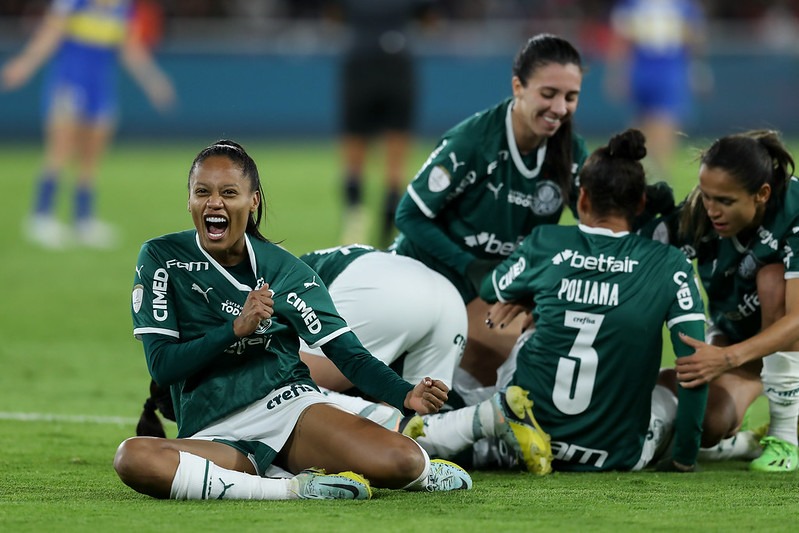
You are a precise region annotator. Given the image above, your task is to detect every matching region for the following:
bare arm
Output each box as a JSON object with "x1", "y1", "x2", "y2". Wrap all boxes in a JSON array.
[
  {"x1": 120, "y1": 36, "x2": 175, "y2": 111},
  {"x1": 677, "y1": 277, "x2": 799, "y2": 387},
  {"x1": 1, "y1": 10, "x2": 67, "y2": 90}
]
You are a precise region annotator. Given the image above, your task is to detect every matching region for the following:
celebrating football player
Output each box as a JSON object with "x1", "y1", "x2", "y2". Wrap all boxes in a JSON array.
[
  {"x1": 114, "y1": 140, "x2": 474, "y2": 500},
  {"x1": 405, "y1": 129, "x2": 709, "y2": 473},
  {"x1": 645, "y1": 129, "x2": 799, "y2": 472}
]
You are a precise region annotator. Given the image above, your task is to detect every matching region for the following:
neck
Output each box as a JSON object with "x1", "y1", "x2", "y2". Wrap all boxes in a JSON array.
[
  {"x1": 511, "y1": 105, "x2": 544, "y2": 154},
  {"x1": 580, "y1": 213, "x2": 630, "y2": 233}
]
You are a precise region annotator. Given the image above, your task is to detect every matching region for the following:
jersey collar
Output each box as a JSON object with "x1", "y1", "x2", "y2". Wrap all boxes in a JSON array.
[
  {"x1": 578, "y1": 223, "x2": 630, "y2": 238},
  {"x1": 194, "y1": 232, "x2": 258, "y2": 291}
]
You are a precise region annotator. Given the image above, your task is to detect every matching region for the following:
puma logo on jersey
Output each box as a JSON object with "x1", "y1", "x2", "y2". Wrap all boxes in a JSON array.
[
  {"x1": 449, "y1": 151, "x2": 465, "y2": 172},
  {"x1": 304, "y1": 276, "x2": 320, "y2": 288},
  {"x1": 191, "y1": 283, "x2": 213, "y2": 303},
  {"x1": 135, "y1": 265, "x2": 144, "y2": 278},
  {"x1": 487, "y1": 182, "x2": 504, "y2": 200}
]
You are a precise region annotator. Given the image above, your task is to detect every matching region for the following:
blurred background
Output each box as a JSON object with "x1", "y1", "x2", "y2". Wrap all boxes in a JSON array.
[{"x1": 1, "y1": 0, "x2": 798, "y2": 142}]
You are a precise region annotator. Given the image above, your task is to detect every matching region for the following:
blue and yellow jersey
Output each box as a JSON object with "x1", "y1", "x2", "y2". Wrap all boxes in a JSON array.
[
  {"x1": 54, "y1": 0, "x2": 132, "y2": 49},
  {"x1": 44, "y1": 1, "x2": 134, "y2": 119}
]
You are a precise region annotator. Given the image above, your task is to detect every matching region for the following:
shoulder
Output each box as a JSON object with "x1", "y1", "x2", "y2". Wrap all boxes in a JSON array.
[
  {"x1": 140, "y1": 230, "x2": 195, "y2": 253},
  {"x1": 445, "y1": 98, "x2": 510, "y2": 142}
]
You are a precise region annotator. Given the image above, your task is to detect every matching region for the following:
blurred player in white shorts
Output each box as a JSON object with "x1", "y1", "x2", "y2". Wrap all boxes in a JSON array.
[{"x1": 298, "y1": 245, "x2": 467, "y2": 428}]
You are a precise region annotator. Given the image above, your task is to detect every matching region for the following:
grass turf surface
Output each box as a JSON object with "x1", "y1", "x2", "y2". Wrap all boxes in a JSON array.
[{"x1": 0, "y1": 138, "x2": 795, "y2": 531}]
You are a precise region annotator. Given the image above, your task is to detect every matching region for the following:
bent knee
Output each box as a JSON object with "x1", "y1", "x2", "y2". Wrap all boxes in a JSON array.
[
  {"x1": 701, "y1": 398, "x2": 739, "y2": 447},
  {"x1": 114, "y1": 436, "x2": 159, "y2": 482}
]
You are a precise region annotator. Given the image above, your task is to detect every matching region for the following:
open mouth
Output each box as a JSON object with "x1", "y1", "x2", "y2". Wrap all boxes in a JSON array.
[{"x1": 205, "y1": 215, "x2": 228, "y2": 240}]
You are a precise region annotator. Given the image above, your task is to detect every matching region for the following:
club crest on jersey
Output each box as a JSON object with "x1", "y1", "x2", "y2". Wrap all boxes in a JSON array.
[
  {"x1": 530, "y1": 181, "x2": 562, "y2": 216},
  {"x1": 428, "y1": 165, "x2": 451, "y2": 192},
  {"x1": 736, "y1": 252, "x2": 758, "y2": 280},
  {"x1": 132, "y1": 284, "x2": 144, "y2": 313}
]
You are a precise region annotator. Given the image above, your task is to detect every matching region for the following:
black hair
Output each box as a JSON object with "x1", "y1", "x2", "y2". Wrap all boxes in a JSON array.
[
  {"x1": 512, "y1": 33, "x2": 583, "y2": 205},
  {"x1": 188, "y1": 139, "x2": 268, "y2": 242},
  {"x1": 579, "y1": 128, "x2": 647, "y2": 225},
  {"x1": 679, "y1": 129, "x2": 795, "y2": 247}
]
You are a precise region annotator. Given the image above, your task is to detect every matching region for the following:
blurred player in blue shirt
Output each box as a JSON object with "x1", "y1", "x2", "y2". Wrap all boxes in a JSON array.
[
  {"x1": 2, "y1": 0, "x2": 175, "y2": 249},
  {"x1": 605, "y1": 0, "x2": 711, "y2": 183}
]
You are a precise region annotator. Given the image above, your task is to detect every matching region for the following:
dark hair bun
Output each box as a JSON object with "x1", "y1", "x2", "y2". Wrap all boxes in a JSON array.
[{"x1": 607, "y1": 129, "x2": 647, "y2": 161}]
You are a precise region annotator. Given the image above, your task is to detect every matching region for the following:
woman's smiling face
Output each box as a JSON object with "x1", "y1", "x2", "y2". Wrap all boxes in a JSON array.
[{"x1": 188, "y1": 155, "x2": 259, "y2": 264}]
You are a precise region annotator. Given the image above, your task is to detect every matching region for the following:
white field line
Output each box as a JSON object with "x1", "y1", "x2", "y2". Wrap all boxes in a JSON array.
[{"x1": 0, "y1": 412, "x2": 139, "y2": 425}]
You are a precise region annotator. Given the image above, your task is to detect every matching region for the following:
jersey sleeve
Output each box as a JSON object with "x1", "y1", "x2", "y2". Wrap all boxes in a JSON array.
[
  {"x1": 479, "y1": 232, "x2": 539, "y2": 304},
  {"x1": 132, "y1": 241, "x2": 180, "y2": 339},
  {"x1": 277, "y1": 258, "x2": 415, "y2": 411},
  {"x1": 395, "y1": 136, "x2": 483, "y2": 274},
  {"x1": 782, "y1": 220, "x2": 799, "y2": 279},
  {"x1": 271, "y1": 260, "x2": 353, "y2": 349},
  {"x1": 131, "y1": 241, "x2": 239, "y2": 386},
  {"x1": 664, "y1": 253, "x2": 709, "y2": 467},
  {"x1": 322, "y1": 331, "x2": 414, "y2": 412},
  {"x1": 566, "y1": 135, "x2": 589, "y2": 219}
]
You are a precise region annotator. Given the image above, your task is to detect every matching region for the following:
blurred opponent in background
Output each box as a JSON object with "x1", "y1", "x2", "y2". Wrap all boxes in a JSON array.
[{"x1": 1, "y1": 0, "x2": 175, "y2": 250}]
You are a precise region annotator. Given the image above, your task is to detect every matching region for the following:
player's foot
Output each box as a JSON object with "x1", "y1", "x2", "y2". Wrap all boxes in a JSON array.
[
  {"x1": 24, "y1": 215, "x2": 72, "y2": 250},
  {"x1": 491, "y1": 386, "x2": 553, "y2": 475},
  {"x1": 75, "y1": 218, "x2": 119, "y2": 249},
  {"x1": 749, "y1": 436, "x2": 799, "y2": 473},
  {"x1": 290, "y1": 468, "x2": 372, "y2": 499},
  {"x1": 472, "y1": 436, "x2": 521, "y2": 470},
  {"x1": 425, "y1": 459, "x2": 473, "y2": 491},
  {"x1": 399, "y1": 414, "x2": 425, "y2": 439}
]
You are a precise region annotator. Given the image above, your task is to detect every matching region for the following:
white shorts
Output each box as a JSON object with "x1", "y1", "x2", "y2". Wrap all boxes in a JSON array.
[
  {"x1": 301, "y1": 252, "x2": 467, "y2": 386},
  {"x1": 190, "y1": 384, "x2": 334, "y2": 475}
]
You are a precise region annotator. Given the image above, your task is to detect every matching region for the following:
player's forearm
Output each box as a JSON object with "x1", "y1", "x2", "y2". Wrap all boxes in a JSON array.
[
  {"x1": 395, "y1": 198, "x2": 474, "y2": 274},
  {"x1": 143, "y1": 323, "x2": 238, "y2": 385},
  {"x1": 726, "y1": 312, "x2": 799, "y2": 366},
  {"x1": 323, "y1": 332, "x2": 413, "y2": 412},
  {"x1": 16, "y1": 13, "x2": 66, "y2": 69},
  {"x1": 672, "y1": 382, "x2": 708, "y2": 466}
]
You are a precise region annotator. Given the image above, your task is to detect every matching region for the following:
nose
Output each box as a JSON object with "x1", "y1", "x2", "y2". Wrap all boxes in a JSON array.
[
  {"x1": 551, "y1": 95, "x2": 567, "y2": 116},
  {"x1": 703, "y1": 199, "x2": 720, "y2": 219},
  {"x1": 207, "y1": 192, "x2": 223, "y2": 208}
]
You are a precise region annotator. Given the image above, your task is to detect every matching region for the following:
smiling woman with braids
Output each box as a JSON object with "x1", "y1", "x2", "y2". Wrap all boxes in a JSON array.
[{"x1": 113, "y1": 140, "x2": 472, "y2": 501}]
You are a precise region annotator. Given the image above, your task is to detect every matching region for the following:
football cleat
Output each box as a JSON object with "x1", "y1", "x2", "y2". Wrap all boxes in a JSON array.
[
  {"x1": 425, "y1": 459, "x2": 473, "y2": 491},
  {"x1": 291, "y1": 468, "x2": 372, "y2": 500},
  {"x1": 492, "y1": 386, "x2": 553, "y2": 476},
  {"x1": 749, "y1": 436, "x2": 799, "y2": 473},
  {"x1": 24, "y1": 215, "x2": 72, "y2": 250},
  {"x1": 399, "y1": 414, "x2": 425, "y2": 439},
  {"x1": 75, "y1": 218, "x2": 119, "y2": 249},
  {"x1": 472, "y1": 436, "x2": 521, "y2": 470}
]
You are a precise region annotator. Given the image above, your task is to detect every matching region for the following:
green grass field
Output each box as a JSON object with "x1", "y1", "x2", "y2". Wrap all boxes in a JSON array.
[{"x1": 1, "y1": 138, "x2": 798, "y2": 532}]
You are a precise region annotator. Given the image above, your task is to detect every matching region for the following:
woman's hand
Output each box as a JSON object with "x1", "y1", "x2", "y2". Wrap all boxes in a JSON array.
[
  {"x1": 486, "y1": 301, "x2": 533, "y2": 331},
  {"x1": 405, "y1": 377, "x2": 449, "y2": 415},
  {"x1": 676, "y1": 333, "x2": 735, "y2": 387},
  {"x1": 233, "y1": 284, "x2": 274, "y2": 337}
]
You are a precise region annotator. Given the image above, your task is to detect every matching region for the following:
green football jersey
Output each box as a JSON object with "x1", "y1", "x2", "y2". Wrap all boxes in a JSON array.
[
  {"x1": 641, "y1": 177, "x2": 799, "y2": 343},
  {"x1": 131, "y1": 230, "x2": 412, "y2": 437},
  {"x1": 392, "y1": 97, "x2": 588, "y2": 301},
  {"x1": 299, "y1": 244, "x2": 378, "y2": 285},
  {"x1": 481, "y1": 224, "x2": 707, "y2": 471}
]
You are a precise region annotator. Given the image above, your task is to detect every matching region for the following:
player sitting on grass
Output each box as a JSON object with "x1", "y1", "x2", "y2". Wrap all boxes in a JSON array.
[
  {"x1": 403, "y1": 129, "x2": 709, "y2": 473},
  {"x1": 115, "y1": 140, "x2": 472, "y2": 500}
]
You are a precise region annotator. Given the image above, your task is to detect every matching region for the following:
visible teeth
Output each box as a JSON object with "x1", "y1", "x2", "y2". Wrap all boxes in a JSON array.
[
  {"x1": 544, "y1": 116, "x2": 560, "y2": 123},
  {"x1": 205, "y1": 216, "x2": 226, "y2": 223}
]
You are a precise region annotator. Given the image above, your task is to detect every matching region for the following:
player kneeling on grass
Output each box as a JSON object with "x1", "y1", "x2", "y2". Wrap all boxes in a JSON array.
[
  {"x1": 403, "y1": 129, "x2": 709, "y2": 473},
  {"x1": 114, "y1": 140, "x2": 472, "y2": 500}
]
